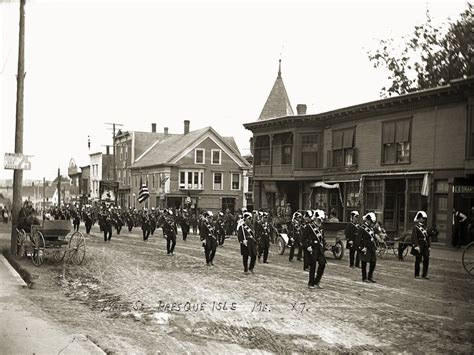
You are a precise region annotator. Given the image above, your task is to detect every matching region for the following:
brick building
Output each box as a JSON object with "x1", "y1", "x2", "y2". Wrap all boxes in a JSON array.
[
  {"x1": 244, "y1": 66, "x2": 474, "y2": 245},
  {"x1": 129, "y1": 122, "x2": 251, "y2": 214}
]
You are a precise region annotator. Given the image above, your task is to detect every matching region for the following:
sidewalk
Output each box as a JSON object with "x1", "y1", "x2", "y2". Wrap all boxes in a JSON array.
[
  {"x1": 0, "y1": 253, "x2": 105, "y2": 355},
  {"x1": 429, "y1": 244, "x2": 465, "y2": 262}
]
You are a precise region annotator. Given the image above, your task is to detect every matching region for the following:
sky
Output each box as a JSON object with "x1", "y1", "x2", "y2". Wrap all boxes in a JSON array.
[{"x1": 0, "y1": 0, "x2": 469, "y2": 181}]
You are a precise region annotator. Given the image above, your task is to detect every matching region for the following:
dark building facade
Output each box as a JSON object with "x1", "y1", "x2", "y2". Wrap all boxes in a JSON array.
[{"x1": 244, "y1": 76, "x2": 474, "y2": 245}]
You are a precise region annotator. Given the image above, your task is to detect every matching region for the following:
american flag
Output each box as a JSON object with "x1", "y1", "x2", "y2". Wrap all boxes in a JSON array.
[{"x1": 138, "y1": 178, "x2": 150, "y2": 203}]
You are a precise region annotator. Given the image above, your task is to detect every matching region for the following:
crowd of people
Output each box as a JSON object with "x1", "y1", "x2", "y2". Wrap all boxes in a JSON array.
[{"x1": 10, "y1": 199, "x2": 470, "y2": 290}]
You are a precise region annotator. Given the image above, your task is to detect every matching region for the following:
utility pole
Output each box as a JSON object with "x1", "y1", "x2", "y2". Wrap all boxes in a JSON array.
[
  {"x1": 43, "y1": 177, "x2": 45, "y2": 214},
  {"x1": 105, "y1": 122, "x2": 123, "y2": 182},
  {"x1": 57, "y1": 168, "x2": 61, "y2": 207},
  {"x1": 10, "y1": 0, "x2": 26, "y2": 255}
]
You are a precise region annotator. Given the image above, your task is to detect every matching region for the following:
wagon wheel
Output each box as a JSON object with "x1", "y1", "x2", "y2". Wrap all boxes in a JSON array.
[
  {"x1": 30, "y1": 230, "x2": 45, "y2": 266},
  {"x1": 68, "y1": 231, "x2": 86, "y2": 265},
  {"x1": 52, "y1": 247, "x2": 66, "y2": 262},
  {"x1": 277, "y1": 236, "x2": 286, "y2": 255},
  {"x1": 16, "y1": 228, "x2": 26, "y2": 258},
  {"x1": 462, "y1": 242, "x2": 474, "y2": 276}
]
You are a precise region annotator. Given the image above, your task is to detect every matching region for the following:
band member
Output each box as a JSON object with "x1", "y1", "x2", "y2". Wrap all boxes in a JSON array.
[
  {"x1": 411, "y1": 211, "x2": 430, "y2": 279},
  {"x1": 149, "y1": 208, "x2": 157, "y2": 236},
  {"x1": 216, "y1": 211, "x2": 226, "y2": 246},
  {"x1": 72, "y1": 207, "x2": 81, "y2": 232},
  {"x1": 112, "y1": 207, "x2": 124, "y2": 235},
  {"x1": 237, "y1": 211, "x2": 257, "y2": 274},
  {"x1": 180, "y1": 209, "x2": 191, "y2": 241},
  {"x1": 256, "y1": 211, "x2": 271, "y2": 264},
  {"x1": 126, "y1": 208, "x2": 134, "y2": 232},
  {"x1": 83, "y1": 207, "x2": 93, "y2": 235},
  {"x1": 345, "y1": 211, "x2": 360, "y2": 268},
  {"x1": 359, "y1": 212, "x2": 377, "y2": 283},
  {"x1": 289, "y1": 211, "x2": 303, "y2": 262},
  {"x1": 302, "y1": 211, "x2": 313, "y2": 271},
  {"x1": 302, "y1": 210, "x2": 326, "y2": 289},
  {"x1": 201, "y1": 211, "x2": 217, "y2": 266},
  {"x1": 161, "y1": 209, "x2": 177, "y2": 255},
  {"x1": 141, "y1": 209, "x2": 151, "y2": 241},
  {"x1": 99, "y1": 207, "x2": 113, "y2": 242}
]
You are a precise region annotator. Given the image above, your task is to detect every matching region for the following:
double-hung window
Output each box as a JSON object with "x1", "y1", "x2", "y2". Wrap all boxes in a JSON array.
[{"x1": 382, "y1": 119, "x2": 411, "y2": 164}]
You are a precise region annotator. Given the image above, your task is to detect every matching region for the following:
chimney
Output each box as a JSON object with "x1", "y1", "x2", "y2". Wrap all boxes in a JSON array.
[
  {"x1": 151, "y1": 123, "x2": 156, "y2": 133},
  {"x1": 164, "y1": 127, "x2": 169, "y2": 136},
  {"x1": 184, "y1": 120, "x2": 190, "y2": 135},
  {"x1": 106, "y1": 145, "x2": 110, "y2": 155},
  {"x1": 296, "y1": 104, "x2": 307, "y2": 115}
]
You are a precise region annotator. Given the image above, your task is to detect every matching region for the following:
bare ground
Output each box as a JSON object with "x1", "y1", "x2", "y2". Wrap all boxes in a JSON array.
[{"x1": 1, "y1": 223, "x2": 473, "y2": 354}]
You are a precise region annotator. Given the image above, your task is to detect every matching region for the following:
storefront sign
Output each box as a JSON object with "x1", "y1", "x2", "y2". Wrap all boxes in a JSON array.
[{"x1": 453, "y1": 185, "x2": 474, "y2": 193}]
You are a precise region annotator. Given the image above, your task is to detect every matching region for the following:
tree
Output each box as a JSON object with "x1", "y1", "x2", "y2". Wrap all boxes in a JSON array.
[{"x1": 368, "y1": 4, "x2": 473, "y2": 97}]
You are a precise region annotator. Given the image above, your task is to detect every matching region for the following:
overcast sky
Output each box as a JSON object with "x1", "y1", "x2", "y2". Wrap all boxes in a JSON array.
[{"x1": 0, "y1": 0, "x2": 468, "y2": 181}]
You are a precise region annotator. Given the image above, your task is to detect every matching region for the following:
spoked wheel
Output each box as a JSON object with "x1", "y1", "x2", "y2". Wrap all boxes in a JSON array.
[
  {"x1": 68, "y1": 231, "x2": 86, "y2": 265},
  {"x1": 31, "y1": 231, "x2": 45, "y2": 266},
  {"x1": 277, "y1": 236, "x2": 286, "y2": 255},
  {"x1": 52, "y1": 248, "x2": 66, "y2": 262},
  {"x1": 16, "y1": 228, "x2": 26, "y2": 258},
  {"x1": 377, "y1": 241, "x2": 387, "y2": 258},
  {"x1": 332, "y1": 241, "x2": 344, "y2": 260},
  {"x1": 462, "y1": 242, "x2": 474, "y2": 276}
]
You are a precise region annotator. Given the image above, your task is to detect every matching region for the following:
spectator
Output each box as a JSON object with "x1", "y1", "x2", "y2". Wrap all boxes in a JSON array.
[{"x1": 452, "y1": 209, "x2": 468, "y2": 248}]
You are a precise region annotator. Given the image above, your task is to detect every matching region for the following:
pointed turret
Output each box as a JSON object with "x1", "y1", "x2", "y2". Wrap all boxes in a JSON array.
[{"x1": 258, "y1": 60, "x2": 294, "y2": 121}]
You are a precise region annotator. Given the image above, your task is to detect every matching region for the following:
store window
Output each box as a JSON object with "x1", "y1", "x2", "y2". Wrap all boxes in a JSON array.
[
  {"x1": 365, "y1": 179, "x2": 383, "y2": 221},
  {"x1": 382, "y1": 119, "x2": 411, "y2": 164},
  {"x1": 345, "y1": 182, "x2": 360, "y2": 209},
  {"x1": 408, "y1": 178, "x2": 427, "y2": 223},
  {"x1": 301, "y1": 133, "x2": 321, "y2": 168},
  {"x1": 434, "y1": 179, "x2": 449, "y2": 237},
  {"x1": 313, "y1": 189, "x2": 328, "y2": 211},
  {"x1": 333, "y1": 128, "x2": 355, "y2": 167}
]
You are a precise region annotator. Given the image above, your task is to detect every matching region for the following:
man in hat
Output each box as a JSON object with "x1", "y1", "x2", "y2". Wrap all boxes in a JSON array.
[
  {"x1": 201, "y1": 211, "x2": 217, "y2": 266},
  {"x1": 160, "y1": 209, "x2": 177, "y2": 255},
  {"x1": 301, "y1": 209, "x2": 327, "y2": 289},
  {"x1": 179, "y1": 208, "x2": 190, "y2": 241},
  {"x1": 237, "y1": 211, "x2": 257, "y2": 274},
  {"x1": 345, "y1": 211, "x2": 360, "y2": 268},
  {"x1": 256, "y1": 211, "x2": 272, "y2": 264},
  {"x1": 289, "y1": 211, "x2": 304, "y2": 262},
  {"x1": 411, "y1": 211, "x2": 430, "y2": 279},
  {"x1": 359, "y1": 212, "x2": 377, "y2": 282},
  {"x1": 216, "y1": 211, "x2": 226, "y2": 246}
]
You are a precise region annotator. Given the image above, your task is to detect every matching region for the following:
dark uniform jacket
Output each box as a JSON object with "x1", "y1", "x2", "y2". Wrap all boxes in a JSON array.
[
  {"x1": 237, "y1": 222, "x2": 257, "y2": 257},
  {"x1": 160, "y1": 216, "x2": 176, "y2": 238},
  {"x1": 345, "y1": 222, "x2": 359, "y2": 250},
  {"x1": 288, "y1": 221, "x2": 302, "y2": 247},
  {"x1": 255, "y1": 221, "x2": 271, "y2": 247},
  {"x1": 301, "y1": 222, "x2": 326, "y2": 264},
  {"x1": 200, "y1": 221, "x2": 216, "y2": 241},
  {"x1": 358, "y1": 223, "x2": 377, "y2": 262},
  {"x1": 411, "y1": 224, "x2": 430, "y2": 257}
]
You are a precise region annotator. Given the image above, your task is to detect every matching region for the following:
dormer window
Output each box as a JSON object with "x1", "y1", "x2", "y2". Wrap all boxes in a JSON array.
[{"x1": 195, "y1": 149, "x2": 205, "y2": 164}]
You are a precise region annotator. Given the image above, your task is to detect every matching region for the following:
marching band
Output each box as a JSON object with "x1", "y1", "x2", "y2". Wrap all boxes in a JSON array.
[{"x1": 36, "y1": 202, "x2": 433, "y2": 288}]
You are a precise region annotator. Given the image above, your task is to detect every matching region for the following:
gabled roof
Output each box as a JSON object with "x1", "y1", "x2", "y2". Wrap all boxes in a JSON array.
[
  {"x1": 131, "y1": 127, "x2": 250, "y2": 169},
  {"x1": 258, "y1": 60, "x2": 294, "y2": 121}
]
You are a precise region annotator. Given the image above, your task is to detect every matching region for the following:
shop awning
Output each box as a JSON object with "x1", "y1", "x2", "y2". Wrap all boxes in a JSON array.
[{"x1": 310, "y1": 181, "x2": 340, "y2": 189}]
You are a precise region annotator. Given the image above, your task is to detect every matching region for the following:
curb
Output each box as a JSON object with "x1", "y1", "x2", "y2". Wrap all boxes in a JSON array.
[{"x1": 0, "y1": 253, "x2": 27, "y2": 288}]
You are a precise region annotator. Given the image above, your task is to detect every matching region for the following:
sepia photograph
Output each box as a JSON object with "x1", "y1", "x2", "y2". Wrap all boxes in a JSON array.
[{"x1": 0, "y1": 0, "x2": 473, "y2": 353}]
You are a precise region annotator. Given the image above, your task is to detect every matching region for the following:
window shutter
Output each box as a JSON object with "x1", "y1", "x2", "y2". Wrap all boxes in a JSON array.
[
  {"x1": 333, "y1": 131, "x2": 343, "y2": 150},
  {"x1": 342, "y1": 129, "x2": 354, "y2": 149},
  {"x1": 382, "y1": 122, "x2": 396, "y2": 144},
  {"x1": 396, "y1": 120, "x2": 410, "y2": 142}
]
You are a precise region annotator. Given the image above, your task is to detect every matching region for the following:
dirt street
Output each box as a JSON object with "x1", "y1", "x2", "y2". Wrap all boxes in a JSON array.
[{"x1": 1, "y1": 223, "x2": 473, "y2": 354}]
